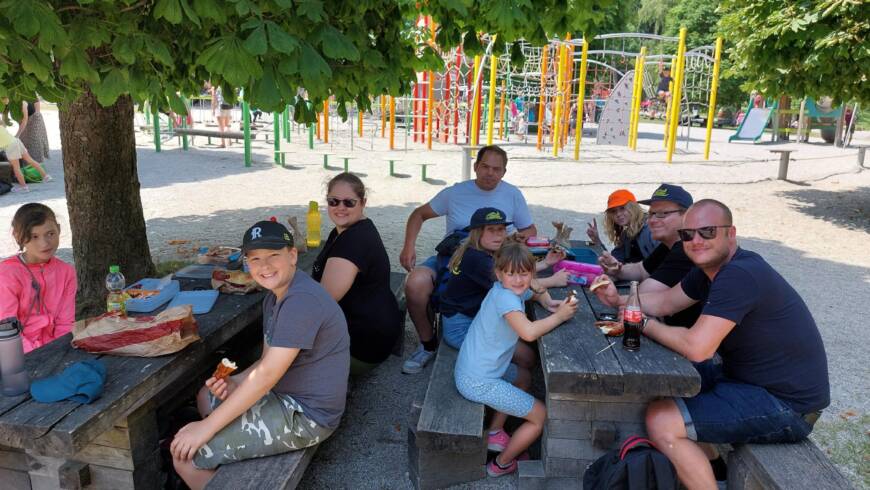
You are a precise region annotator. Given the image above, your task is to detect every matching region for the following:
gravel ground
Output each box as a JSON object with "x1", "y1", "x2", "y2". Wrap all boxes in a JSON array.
[{"x1": 1, "y1": 111, "x2": 867, "y2": 488}]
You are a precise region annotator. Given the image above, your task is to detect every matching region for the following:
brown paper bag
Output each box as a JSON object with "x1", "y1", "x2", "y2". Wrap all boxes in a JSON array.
[{"x1": 71, "y1": 305, "x2": 199, "y2": 356}]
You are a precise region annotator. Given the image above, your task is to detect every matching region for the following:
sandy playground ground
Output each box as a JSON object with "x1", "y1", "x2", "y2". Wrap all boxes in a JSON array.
[{"x1": 1, "y1": 109, "x2": 868, "y2": 488}]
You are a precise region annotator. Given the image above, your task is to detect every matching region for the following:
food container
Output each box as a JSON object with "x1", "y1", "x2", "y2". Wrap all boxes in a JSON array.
[
  {"x1": 566, "y1": 247, "x2": 599, "y2": 264},
  {"x1": 553, "y1": 260, "x2": 604, "y2": 286},
  {"x1": 525, "y1": 236, "x2": 550, "y2": 248},
  {"x1": 125, "y1": 279, "x2": 180, "y2": 313},
  {"x1": 167, "y1": 290, "x2": 219, "y2": 315}
]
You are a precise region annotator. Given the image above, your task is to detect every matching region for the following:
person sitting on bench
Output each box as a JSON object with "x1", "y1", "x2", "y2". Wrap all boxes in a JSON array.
[
  {"x1": 311, "y1": 173, "x2": 403, "y2": 375},
  {"x1": 171, "y1": 220, "x2": 350, "y2": 490},
  {"x1": 592, "y1": 199, "x2": 830, "y2": 489}
]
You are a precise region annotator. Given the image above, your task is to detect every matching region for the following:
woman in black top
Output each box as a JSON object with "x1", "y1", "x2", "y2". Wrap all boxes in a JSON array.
[{"x1": 312, "y1": 173, "x2": 402, "y2": 375}]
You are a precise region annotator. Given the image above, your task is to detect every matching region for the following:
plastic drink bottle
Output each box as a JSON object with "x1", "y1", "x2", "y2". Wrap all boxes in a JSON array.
[
  {"x1": 0, "y1": 317, "x2": 30, "y2": 396},
  {"x1": 106, "y1": 265, "x2": 127, "y2": 315},
  {"x1": 306, "y1": 201, "x2": 321, "y2": 248},
  {"x1": 622, "y1": 281, "x2": 642, "y2": 351}
]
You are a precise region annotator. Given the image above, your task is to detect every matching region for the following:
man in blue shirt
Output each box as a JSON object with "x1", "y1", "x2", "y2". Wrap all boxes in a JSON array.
[
  {"x1": 594, "y1": 199, "x2": 829, "y2": 488},
  {"x1": 399, "y1": 145, "x2": 537, "y2": 374}
]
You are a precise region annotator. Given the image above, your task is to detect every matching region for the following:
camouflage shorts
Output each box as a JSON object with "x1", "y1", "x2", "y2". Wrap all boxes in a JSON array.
[{"x1": 193, "y1": 391, "x2": 334, "y2": 470}]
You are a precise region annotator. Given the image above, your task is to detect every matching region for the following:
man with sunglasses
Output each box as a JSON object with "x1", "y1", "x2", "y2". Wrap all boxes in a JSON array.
[
  {"x1": 399, "y1": 145, "x2": 537, "y2": 374},
  {"x1": 598, "y1": 183, "x2": 702, "y2": 326},
  {"x1": 598, "y1": 199, "x2": 829, "y2": 489}
]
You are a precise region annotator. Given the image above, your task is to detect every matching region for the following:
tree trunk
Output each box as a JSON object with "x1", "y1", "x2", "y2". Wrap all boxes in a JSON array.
[{"x1": 59, "y1": 90, "x2": 155, "y2": 317}]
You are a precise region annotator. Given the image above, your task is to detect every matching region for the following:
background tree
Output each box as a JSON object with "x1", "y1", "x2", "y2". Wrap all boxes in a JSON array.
[
  {"x1": 719, "y1": 0, "x2": 869, "y2": 105},
  {"x1": 637, "y1": 0, "x2": 677, "y2": 35},
  {"x1": 0, "y1": 0, "x2": 621, "y2": 314}
]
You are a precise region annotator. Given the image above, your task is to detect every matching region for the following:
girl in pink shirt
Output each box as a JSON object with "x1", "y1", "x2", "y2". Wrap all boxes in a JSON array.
[{"x1": 0, "y1": 203, "x2": 77, "y2": 352}]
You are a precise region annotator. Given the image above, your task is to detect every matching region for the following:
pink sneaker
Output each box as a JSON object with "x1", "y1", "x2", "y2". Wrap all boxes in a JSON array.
[
  {"x1": 487, "y1": 429, "x2": 510, "y2": 452},
  {"x1": 487, "y1": 457, "x2": 518, "y2": 477}
]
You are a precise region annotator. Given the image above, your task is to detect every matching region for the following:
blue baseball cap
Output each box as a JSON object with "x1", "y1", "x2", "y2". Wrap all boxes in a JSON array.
[
  {"x1": 31, "y1": 360, "x2": 107, "y2": 404},
  {"x1": 463, "y1": 207, "x2": 513, "y2": 232},
  {"x1": 638, "y1": 183, "x2": 693, "y2": 209}
]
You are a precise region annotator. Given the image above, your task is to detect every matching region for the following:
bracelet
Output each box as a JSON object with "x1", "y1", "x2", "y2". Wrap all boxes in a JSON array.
[{"x1": 641, "y1": 316, "x2": 649, "y2": 333}]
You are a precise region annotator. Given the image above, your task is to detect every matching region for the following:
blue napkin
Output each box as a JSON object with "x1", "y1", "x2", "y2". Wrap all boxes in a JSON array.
[{"x1": 30, "y1": 360, "x2": 107, "y2": 404}]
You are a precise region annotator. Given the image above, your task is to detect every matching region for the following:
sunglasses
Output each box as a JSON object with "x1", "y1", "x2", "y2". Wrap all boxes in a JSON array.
[
  {"x1": 647, "y1": 209, "x2": 683, "y2": 219},
  {"x1": 677, "y1": 225, "x2": 731, "y2": 241},
  {"x1": 326, "y1": 197, "x2": 359, "y2": 208}
]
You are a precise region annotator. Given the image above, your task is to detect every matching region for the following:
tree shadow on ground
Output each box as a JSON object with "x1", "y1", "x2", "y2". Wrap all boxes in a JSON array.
[{"x1": 779, "y1": 186, "x2": 870, "y2": 233}]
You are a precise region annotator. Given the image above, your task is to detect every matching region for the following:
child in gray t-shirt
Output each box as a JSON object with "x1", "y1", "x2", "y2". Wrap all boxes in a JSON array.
[{"x1": 171, "y1": 220, "x2": 350, "y2": 489}]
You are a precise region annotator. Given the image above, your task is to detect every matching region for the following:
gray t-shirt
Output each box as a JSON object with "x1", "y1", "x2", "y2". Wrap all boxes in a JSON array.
[{"x1": 262, "y1": 270, "x2": 350, "y2": 429}]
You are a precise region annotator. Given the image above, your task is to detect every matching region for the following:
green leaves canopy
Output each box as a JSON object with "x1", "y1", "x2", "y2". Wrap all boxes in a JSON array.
[
  {"x1": 0, "y1": 0, "x2": 620, "y2": 121},
  {"x1": 719, "y1": 0, "x2": 869, "y2": 105}
]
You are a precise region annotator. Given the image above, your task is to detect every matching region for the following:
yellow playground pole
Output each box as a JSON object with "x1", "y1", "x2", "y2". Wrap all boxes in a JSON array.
[
  {"x1": 629, "y1": 47, "x2": 647, "y2": 149},
  {"x1": 562, "y1": 43, "x2": 575, "y2": 149},
  {"x1": 573, "y1": 37, "x2": 589, "y2": 160},
  {"x1": 389, "y1": 95, "x2": 396, "y2": 150},
  {"x1": 498, "y1": 79, "x2": 506, "y2": 139},
  {"x1": 471, "y1": 55, "x2": 482, "y2": 146},
  {"x1": 552, "y1": 42, "x2": 567, "y2": 157},
  {"x1": 358, "y1": 110, "x2": 363, "y2": 137},
  {"x1": 666, "y1": 27, "x2": 687, "y2": 163},
  {"x1": 536, "y1": 48, "x2": 548, "y2": 150},
  {"x1": 323, "y1": 100, "x2": 329, "y2": 143},
  {"x1": 380, "y1": 95, "x2": 386, "y2": 137},
  {"x1": 427, "y1": 70, "x2": 434, "y2": 149},
  {"x1": 704, "y1": 37, "x2": 723, "y2": 160},
  {"x1": 486, "y1": 55, "x2": 498, "y2": 145},
  {"x1": 315, "y1": 111, "x2": 320, "y2": 140},
  {"x1": 628, "y1": 50, "x2": 641, "y2": 148}
]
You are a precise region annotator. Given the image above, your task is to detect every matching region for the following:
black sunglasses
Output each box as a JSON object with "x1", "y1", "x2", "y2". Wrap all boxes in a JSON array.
[
  {"x1": 678, "y1": 225, "x2": 731, "y2": 241},
  {"x1": 326, "y1": 197, "x2": 359, "y2": 208}
]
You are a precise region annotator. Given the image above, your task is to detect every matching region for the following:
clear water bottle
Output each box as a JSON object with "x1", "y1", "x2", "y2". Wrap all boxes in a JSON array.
[
  {"x1": 0, "y1": 317, "x2": 30, "y2": 396},
  {"x1": 306, "y1": 201, "x2": 321, "y2": 248},
  {"x1": 106, "y1": 265, "x2": 127, "y2": 315}
]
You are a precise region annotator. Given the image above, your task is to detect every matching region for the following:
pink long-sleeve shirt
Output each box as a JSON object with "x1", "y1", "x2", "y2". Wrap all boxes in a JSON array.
[{"x1": 0, "y1": 255, "x2": 77, "y2": 353}]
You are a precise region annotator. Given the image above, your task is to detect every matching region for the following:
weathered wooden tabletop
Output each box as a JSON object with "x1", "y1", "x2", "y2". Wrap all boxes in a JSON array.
[
  {"x1": 535, "y1": 243, "x2": 700, "y2": 399},
  {"x1": 0, "y1": 248, "x2": 320, "y2": 458}
]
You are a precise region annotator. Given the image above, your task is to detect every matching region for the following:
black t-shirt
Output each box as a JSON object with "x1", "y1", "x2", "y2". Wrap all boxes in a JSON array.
[
  {"x1": 680, "y1": 248, "x2": 830, "y2": 413},
  {"x1": 642, "y1": 242, "x2": 702, "y2": 327},
  {"x1": 312, "y1": 218, "x2": 402, "y2": 364},
  {"x1": 440, "y1": 248, "x2": 495, "y2": 318},
  {"x1": 611, "y1": 231, "x2": 644, "y2": 264},
  {"x1": 657, "y1": 75, "x2": 673, "y2": 93}
]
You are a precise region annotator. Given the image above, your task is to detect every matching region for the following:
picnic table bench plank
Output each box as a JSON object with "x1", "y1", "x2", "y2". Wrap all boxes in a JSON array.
[
  {"x1": 728, "y1": 440, "x2": 855, "y2": 490},
  {"x1": 534, "y1": 287, "x2": 625, "y2": 396},
  {"x1": 205, "y1": 445, "x2": 317, "y2": 490}
]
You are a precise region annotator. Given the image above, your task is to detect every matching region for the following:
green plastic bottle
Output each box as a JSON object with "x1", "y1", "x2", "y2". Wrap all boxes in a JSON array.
[{"x1": 306, "y1": 201, "x2": 321, "y2": 248}]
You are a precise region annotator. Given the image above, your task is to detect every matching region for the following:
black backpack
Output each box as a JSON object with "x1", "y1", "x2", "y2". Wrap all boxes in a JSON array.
[{"x1": 583, "y1": 436, "x2": 679, "y2": 490}]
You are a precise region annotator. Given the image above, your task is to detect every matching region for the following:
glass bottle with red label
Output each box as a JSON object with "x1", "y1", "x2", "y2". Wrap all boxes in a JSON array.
[{"x1": 622, "y1": 281, "x2": 642, "y2": 351}]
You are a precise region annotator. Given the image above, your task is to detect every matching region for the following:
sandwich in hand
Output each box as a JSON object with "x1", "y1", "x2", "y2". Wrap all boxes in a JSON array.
[{"x1": 589, "y1": 275, "x2": 612, "y2": 292}]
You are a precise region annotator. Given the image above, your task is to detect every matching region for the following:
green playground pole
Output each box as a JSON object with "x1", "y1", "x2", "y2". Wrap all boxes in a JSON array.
[
  {"x1": 274, "y1": 113, "x2": 281, "y2": 165},
  {"x1": 242, "y1": 100, "x2": 252, "y2": 167},
  {"x1": 284, "y1": 105, "x2": 291, "y2": 143},
  {"x1": 153, "y1": 111, "x2": 161, "y2": 152},
  {"x1": 181, "y1": 97, "x2": 189, "y2": 151}
]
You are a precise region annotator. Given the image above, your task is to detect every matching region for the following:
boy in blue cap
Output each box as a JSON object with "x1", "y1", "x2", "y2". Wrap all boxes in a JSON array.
[{"x1": 171, "y1": 220, "x2": 349, "y2": 489}]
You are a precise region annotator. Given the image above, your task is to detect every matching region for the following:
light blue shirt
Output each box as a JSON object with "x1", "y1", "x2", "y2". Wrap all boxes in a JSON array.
[
  {"x1": 428, "y1": 180, "x2": 533, "y2": 237},
  {"x1": 455, "y1": 282, "x2": 533, "y2": 380}
]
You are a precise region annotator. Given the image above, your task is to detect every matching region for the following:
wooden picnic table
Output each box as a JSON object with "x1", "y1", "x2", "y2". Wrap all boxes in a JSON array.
[
  {"x1": 0, "y1": 248, "x2": 320, "y2": 489},
  {"x1": 529, "y1": 242, "x2": 700, "y2": 482}
]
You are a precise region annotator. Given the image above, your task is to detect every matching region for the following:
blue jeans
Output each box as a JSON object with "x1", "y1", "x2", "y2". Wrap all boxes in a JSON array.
[
  {"x1": 442, "y1": 313, "x2": 474, "y2": 349},
  {"x1": 675, "y1": 361, "x2": 814, "y2": 444}
]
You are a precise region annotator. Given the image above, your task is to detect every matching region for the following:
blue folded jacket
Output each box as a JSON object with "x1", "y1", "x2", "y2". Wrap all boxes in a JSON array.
[{"x1": 30, "y1": 360, "x2": 107, "y2": 404}]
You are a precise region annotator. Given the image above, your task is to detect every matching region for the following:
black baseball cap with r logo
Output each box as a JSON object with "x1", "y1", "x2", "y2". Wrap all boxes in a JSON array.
[{"x1": 241, "y1": 220, "x2": 294, "y2": 253}]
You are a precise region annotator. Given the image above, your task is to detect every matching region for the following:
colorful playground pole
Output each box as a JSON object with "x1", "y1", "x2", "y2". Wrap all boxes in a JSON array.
[
  {"x1": 315, "y1": 111, "x2": 320, "y2": 140},
  {"x1": 284, "y1": 105, "x2": 291, "y2": 143},
  {"x1": 666, "y1": 27, "x2": 687, "y2": 163},
  {"x1": 629, "y1": 47, "x2": 647, "y2": 149},
  {"x1": 537, "y1": 47, "x2": 548, "y2": 150},
  {"x1": 486, "y1": 55, "x2": 498, "y2": 145},
  {"x1": 498, "y1": 79, "x2": 506, "y2": 140},
  {"x1": 573, "y1": 37, "x2": 589, "y2": 160},
  {"x1": 241, "y1": 99, "x2": 252, "y2": 167},
  {"x1": 552, "y1": 42, "x2": 567, "y2": 157},
  {"x1": 358, "y1": 109, "x2": 363, "y2": 138},
  {"x1": 471, "y1": 55, "x2": 482, "y2": 146},
  {"x1": 389, "y1": 95, "x2": 396, "y2": 150},
  {"x1": 323, "y1": 100, "x2": 329, "y2": 144},
  {"x1": 704, "y1": 37, "x2": 723, "y2": 160},
  {"x1": 427, "y1": 70, "x2": 434, "y2": 149},
  {"x1": 380, "y1": 95, "x2": 386, "y2": 137},
  {"x1": 561, "y1": 43, "x2": 575, "y2": 149}
]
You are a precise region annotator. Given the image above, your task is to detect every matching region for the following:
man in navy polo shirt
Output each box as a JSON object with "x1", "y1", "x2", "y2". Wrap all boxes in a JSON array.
[{"x1": 597, "y1": 199, "x2": 829, "y2": 488}]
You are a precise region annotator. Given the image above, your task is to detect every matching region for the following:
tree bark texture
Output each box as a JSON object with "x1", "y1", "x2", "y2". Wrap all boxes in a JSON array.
[{"x1": 59, "y1": 91, "x2": 155, "y2": 317}]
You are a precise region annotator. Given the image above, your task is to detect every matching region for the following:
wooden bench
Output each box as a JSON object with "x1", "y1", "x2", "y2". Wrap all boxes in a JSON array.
[
  {"x1": 408, "y1": 341, "x2": 486, "y2": 489},
  {"x1": 727, "y1": 439, "x2": 854, "y2": 490}
]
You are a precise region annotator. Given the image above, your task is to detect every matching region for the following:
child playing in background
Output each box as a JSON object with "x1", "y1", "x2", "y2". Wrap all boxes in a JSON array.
[
  {"x1": 453, "y1": 241, "x2": 578, "y2": 477},
  {"x1": 0, "y1": 203, "x2": 76, "y2": 352},
  {"x1": 0, "y1": 124, "x2": 51, "y2": 193}
]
